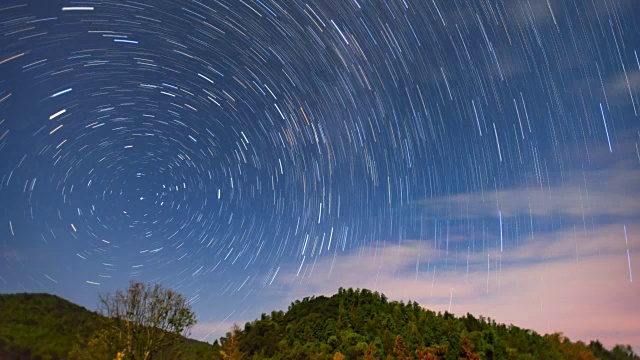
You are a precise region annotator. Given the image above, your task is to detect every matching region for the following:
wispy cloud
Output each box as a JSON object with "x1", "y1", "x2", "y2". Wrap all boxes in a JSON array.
[
  {"x1": 504, "y1": 0, "x2": 636, "y2": 27},
  {"x1": 603, "y1": 69, "x2": 640, "y2": 105},
  {"x1": 416, "y1": 158, "x2": 640, "y2": 220}
]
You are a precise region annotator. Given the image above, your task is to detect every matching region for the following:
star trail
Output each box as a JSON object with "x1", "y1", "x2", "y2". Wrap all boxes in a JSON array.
[{"x1": 0, "y1": 0, "x2": 639, "y2": 349}]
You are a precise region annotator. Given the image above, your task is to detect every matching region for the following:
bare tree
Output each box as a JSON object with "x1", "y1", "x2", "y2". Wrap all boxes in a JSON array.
[{"x1": 80, "y1": 281, "x2": 196, "y2": 360}]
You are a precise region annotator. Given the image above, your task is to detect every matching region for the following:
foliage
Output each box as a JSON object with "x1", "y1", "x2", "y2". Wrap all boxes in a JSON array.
[
  {"x1": 213, "y1": 287, "x2": 639, "y2": 360},
  {"x1": 0, "y1": 337, "x2": 43, "y2": 360},
  {"x1": 0, "y1": 293, "x2": 100, "y2": 360},
  {"x1": 71, "y1": 281, "x2": 197, "y2": 360},
  {"x1": 0, "y1": 291, "x2": 210, "y2": 360},
  {"x1": 589, "y1": 341, "x2": 638, "y2": 360}
]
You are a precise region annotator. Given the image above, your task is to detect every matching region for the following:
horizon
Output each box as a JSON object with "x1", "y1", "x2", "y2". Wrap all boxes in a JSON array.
[
  {"x1": 1, "y1": 283, "x2": 638, "y2": 354},
  {"x1": 1, "y1": 0, "x2": 638, "y2": 354}
]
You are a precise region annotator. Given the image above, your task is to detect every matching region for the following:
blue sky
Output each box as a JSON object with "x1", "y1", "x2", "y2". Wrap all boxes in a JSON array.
[{"x1": 0, "y1": 0, "x2": 639, "y2": 352}]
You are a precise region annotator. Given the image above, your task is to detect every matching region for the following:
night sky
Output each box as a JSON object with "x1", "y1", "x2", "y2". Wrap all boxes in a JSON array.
[{"x1": 1, "y1": 0, "x2": 639, "y2": 351}]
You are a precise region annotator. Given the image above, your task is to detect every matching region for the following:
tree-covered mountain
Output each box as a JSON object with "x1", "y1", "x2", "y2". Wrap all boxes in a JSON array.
[
  {"x1": 0, "y1": 293, "x2": 100, "y2": 360},
  {"x1": 0, "y1": 293, "x2": 211, "y2": 360},
  {"x1": 213, "y1": 288, "x2": 638, "y2": 360}
]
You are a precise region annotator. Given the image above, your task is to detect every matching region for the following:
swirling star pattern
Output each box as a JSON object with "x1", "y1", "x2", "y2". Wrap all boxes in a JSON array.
[{"x1": 0, "y1": 0, "x2": 639, "y2": 347}]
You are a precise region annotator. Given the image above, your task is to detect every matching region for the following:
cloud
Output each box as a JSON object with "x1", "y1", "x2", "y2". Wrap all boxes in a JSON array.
[
  {"x1": 276, "y1": 223, "x2": 640, "y2": 352},
  {"x1": 603, "y1": 69, "x2": 640, "y2": 105},
  {"x1": 504, "y1": 0, "x2": 636, "y2": 27},
  {"x1": 415, "y1": 158, "x2": 640, "y2": 220},
  {"x1": 503, "y1": 0, "x2": 558, "y2": 27}
]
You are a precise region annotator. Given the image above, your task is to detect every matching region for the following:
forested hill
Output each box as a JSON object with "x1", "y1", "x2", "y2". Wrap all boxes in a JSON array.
[
  {"x1": 213, "y1": 287, "x2": 638, "y2": 360},
  {"x1": 0, "y1": 293, "x2": 100, "y2": 360},
  {"x1": 0, "y1": 293, "x2": 211, "y2": 360}
]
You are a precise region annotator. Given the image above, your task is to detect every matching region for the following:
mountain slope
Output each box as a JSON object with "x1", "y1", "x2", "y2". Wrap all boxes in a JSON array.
[
  {"x1": 0, "y1": 293, "x2": 212, "y2": 360},
  {"x1": 0, "y1": 293, "x2": 99, "y2": 360}
]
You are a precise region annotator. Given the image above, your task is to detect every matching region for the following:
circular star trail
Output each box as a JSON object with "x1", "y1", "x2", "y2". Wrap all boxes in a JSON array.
[{"x1": 0, "y1": 0, "x2": 639, "y2": 344}]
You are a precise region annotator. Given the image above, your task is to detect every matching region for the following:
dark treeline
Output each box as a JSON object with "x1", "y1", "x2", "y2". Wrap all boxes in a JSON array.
[{"x1": 213, "y1": 288, "x2": 638, "y2": 360}]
